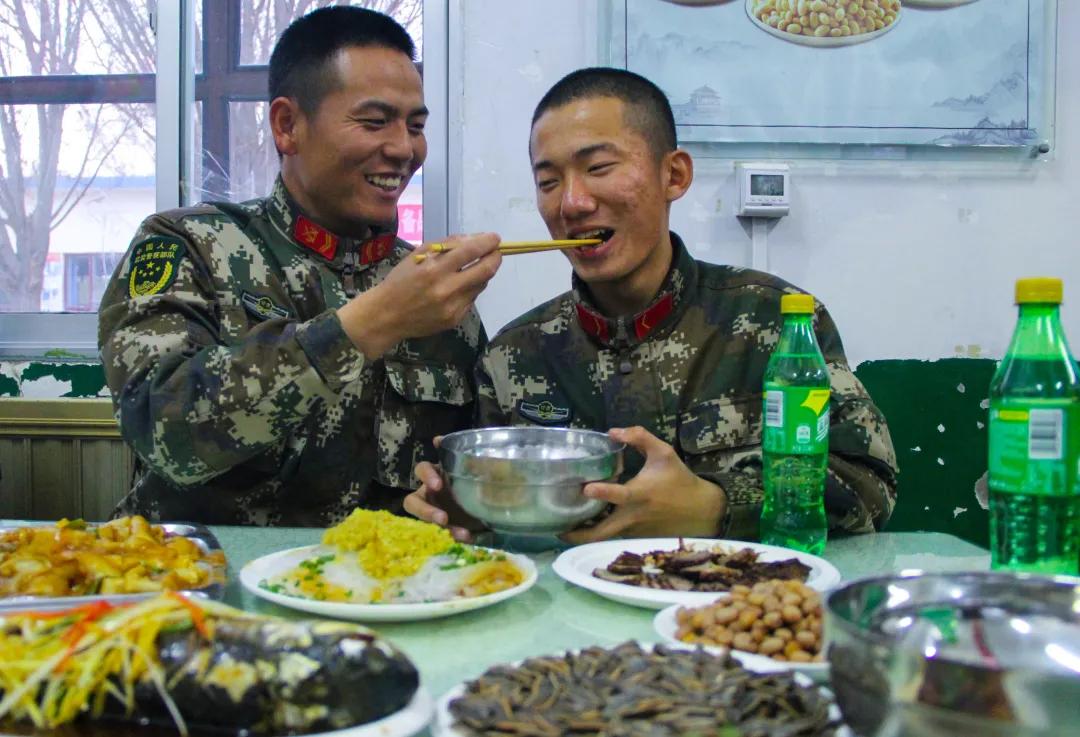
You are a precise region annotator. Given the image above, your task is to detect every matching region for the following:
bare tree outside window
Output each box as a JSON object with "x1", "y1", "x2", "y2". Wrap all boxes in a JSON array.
[
  {"x1": 0, "y1": 0, "x2": 150, "y2": 312},
  {"x1": 217, "y1": 0, "x2": 423, "y2": 204},
  {"x1": 0, "y1": 0, "x2": 423, "y2": 314}
]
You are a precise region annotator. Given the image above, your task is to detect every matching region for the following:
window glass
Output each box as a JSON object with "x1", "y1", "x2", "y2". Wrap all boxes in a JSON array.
[
  {"x1": 0, "y1": 2, "x2": 155, "y2": 313},
  {"x1": 192, "y1": 1, "x2": 425, "y2": 245},
  {"x1": 238, "y1": 1, "x2": 423, "y2": 65}
]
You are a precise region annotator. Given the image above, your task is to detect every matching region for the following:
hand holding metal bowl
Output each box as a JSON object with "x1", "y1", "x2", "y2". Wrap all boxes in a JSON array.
[
  {"x1": 438, "y1": 427, "x2": 624, "y2": 535},
  {"x1": 825, "y1": 571, "x2": 1080, "y2": 737}
]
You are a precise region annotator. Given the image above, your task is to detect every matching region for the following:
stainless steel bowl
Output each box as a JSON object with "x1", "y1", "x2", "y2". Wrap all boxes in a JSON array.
[
  {"x1": 439, "y1": 426, "x2": 624, "y2": 535},
  {"x1": 825, "y1": 571, "x2": 1080, "y2": 737}
]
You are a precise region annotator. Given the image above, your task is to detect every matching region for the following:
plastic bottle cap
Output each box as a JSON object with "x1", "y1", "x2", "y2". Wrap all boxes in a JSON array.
[
  {"x1": 1015, "y1": 278, "x2": 1063, "y2": 304},
  {"x1": 781, "y1": 294, "x2": 815, "y2": 314}
]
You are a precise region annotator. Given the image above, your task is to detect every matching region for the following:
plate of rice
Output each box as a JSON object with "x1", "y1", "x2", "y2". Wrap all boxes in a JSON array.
[{"x1": 240, "y1": 510, "x2": 537, "y2": 622}]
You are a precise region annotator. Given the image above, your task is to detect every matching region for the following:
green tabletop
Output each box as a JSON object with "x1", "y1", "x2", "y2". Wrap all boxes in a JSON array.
[{"x1": 215, "y1": 529, "x2": 988, "y2": 701}]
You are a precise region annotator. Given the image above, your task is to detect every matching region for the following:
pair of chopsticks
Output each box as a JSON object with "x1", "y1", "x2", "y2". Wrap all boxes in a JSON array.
[{"x1": 413, "y1": 239, "x2": 601, "y2": 263}]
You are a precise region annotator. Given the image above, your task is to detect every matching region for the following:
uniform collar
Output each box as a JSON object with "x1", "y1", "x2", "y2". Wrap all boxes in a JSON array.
[
  {"x1": 572, "y1": 232, "x2": 697, "y2": 350},
  {"x1": 266, "y1": 176, "x2": 397, "y2": 268}
]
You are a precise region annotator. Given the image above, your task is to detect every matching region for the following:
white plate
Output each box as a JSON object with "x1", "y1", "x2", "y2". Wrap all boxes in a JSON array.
[
  {"x1": 431, "y1": 645, "x2": 848, "y2": 737},
  {"x1": 653, "y1": 604, "x2": 829, "y2": 681},
  {"x1": 904, "y1": 0, "x2": 978, "y2": 6},
  {"x1": 745, "y1": 0, "x2": 901, "y2": 47},
  {"x1": 551, "y1": 537, "x2": 842, "y2": 610},
  {"x1": 307, "y1": 686, "x2": 432, "y2": 737},
  {"x1": 241, "y1": 545, "x2": 537, "y2": 622}
]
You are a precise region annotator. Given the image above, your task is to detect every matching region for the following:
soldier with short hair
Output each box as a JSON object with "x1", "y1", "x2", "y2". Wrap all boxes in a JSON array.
[
  {"x1": 99, "y1": 7, "x2": 502, "y2": 526},
  {"x1": 406, "y1": 67, "x2": 897, "y2": 542}
]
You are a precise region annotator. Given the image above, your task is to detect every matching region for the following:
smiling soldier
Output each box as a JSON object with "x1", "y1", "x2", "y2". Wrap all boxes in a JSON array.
[
  {"x1": 98, "y1": 7, "x2": 502, "y2": 526},
  {"x1": 407, "y1": 67, "x2": 897, "y2": 542}
]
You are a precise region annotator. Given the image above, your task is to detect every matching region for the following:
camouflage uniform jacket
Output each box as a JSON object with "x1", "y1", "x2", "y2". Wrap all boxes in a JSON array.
[
  {"x1": 98, "y1": 177, "x2": 485, "y2": 526},
  {"x1": 476, "y1": 233, "x2": 897, "y2": 539}
]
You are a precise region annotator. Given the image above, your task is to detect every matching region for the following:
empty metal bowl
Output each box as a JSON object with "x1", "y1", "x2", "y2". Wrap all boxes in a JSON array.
[
  {"x1": 438, "y1": 427, "x2": 624, "y2": 535},
  {"x1": 825, "y1": 571, "x2": 1080, "y2": 737}
]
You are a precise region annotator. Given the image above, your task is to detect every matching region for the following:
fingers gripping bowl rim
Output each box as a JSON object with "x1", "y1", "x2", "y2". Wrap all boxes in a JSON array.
[{"x1": 438, "y1": 427, "x2": 625, "y2": 536}]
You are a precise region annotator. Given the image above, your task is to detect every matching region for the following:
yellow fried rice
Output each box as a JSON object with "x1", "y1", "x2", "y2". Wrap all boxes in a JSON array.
[{"x1": 323, "y1": 509, "x2": 454, "y2": 579}]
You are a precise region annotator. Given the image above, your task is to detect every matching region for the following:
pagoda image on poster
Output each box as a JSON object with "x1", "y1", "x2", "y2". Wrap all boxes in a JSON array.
[{"x1": 621, "y1": 0, "x2": 1050, "y2": 146}]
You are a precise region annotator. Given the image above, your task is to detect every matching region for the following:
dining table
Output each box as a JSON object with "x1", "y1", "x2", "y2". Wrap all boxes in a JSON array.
[{"x1": 213, "y1": 528, "x2": 990, "y2": 736}]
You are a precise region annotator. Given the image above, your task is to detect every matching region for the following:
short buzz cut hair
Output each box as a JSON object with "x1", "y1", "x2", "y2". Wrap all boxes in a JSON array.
[
  {"x1": 531, "y1": 67, "x2": 677, "y2": 160},
  {"x1": 268, "y1": 6, "x2": 416, "y2": 116}
]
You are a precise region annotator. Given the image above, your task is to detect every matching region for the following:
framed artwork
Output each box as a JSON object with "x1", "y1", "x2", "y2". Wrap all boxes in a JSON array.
[{"x1": 607, "y1": 0, "x2": 1056, "y2": 150}]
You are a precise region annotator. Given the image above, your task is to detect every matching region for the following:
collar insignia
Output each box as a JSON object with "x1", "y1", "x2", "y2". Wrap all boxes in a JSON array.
[
  {"x1": 292, "y1": 214, "x2": 339, "y2": 260},
  {"x1": 242, "y1": 291, "x2": 290, "y2": 321},
  {"x1": 360, "y1": 234, "x2": 396, "y2": 265},
  {"x1": 518, "y1": 399, "x2": 572, "y2": 426}
]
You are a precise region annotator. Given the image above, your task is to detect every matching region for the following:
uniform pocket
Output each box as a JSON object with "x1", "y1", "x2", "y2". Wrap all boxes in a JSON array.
[
  {"x1": 376, "y1": 360, "x2": 475, "y2": 488},
  {"x1": 677, "y1": 396, "x2": 762, "y2": 456}
]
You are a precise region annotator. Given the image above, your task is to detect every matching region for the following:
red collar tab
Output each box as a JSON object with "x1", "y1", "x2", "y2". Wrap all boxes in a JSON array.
[
  {"x1": 634, "y1": 292, "x2": 674, "y2": 341},
  {"x1": 293, "y1": 214, "x2": 339, "y2": 260},
  {"x1": 360, "y1": 234, "x2": 396, "y2": 265},
  {"x1": 576, "y1": 303, "x2": 610, "y2": 344}
]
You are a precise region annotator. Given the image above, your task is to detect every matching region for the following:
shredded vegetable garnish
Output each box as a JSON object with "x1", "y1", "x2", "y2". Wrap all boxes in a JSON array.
[{"x1": 0, "y1": 594, "x2": 245, "y2": 735}]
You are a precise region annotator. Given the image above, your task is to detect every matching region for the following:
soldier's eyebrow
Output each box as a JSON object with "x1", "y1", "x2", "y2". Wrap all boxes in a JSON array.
[
  {"x1": 351, "y1": 100, "x2": 429, "y2": 120},
  {"x1": 532, "y1": 142, "x2": 619, "y2": 173}
]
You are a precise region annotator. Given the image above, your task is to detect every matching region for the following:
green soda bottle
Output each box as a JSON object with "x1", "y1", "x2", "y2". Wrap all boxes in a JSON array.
[
  {"x1": 988, "y1": 277, "x2": 1080, "y2": 574},
  {"x1": 761, "y1": 294, "x2": 831, "y2": 554}
]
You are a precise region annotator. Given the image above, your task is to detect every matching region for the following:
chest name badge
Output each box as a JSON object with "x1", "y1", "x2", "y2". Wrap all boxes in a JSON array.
[
  {"x1": 242, "y1": 291, "x2": 291, "y2": 321},
  {"x1": 127, "y1": 236, "x2": 187, "y2": 298},
  {"x1": 518, "y1": 399, "x2": 571, "y2": 425}
]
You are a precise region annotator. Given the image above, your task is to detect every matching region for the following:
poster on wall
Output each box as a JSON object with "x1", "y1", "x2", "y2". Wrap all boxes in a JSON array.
[{"x1": 616, "y1": 0, "x2": 1054, "y2": 147}]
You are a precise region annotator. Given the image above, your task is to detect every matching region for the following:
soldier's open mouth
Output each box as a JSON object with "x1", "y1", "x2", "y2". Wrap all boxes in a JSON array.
[
  {"x1": 365, "y1": 174, "x2": 404, "y2": 192},
  {"x1": 572, "y1": 229, "x2": 614, "y2": 250}
]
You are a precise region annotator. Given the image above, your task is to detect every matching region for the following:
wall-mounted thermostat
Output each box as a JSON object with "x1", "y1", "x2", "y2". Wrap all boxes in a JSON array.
[{"x1": 736, "y1": 162, "x2": 790, "y2": 218}]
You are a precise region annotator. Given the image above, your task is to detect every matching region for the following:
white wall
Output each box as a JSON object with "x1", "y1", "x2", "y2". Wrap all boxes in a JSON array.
[{"x1": 455, "y1": 0, "x2": 1079, "y2": 366}]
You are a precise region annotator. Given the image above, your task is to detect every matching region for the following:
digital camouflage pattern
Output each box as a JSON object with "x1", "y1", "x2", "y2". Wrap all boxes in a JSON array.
[
  {"x1": 476, "y1": 234, "x2": 897, "y2": 539},
  {"x1": 98, "y1": 177, "x2": 485, "y2": 526}
]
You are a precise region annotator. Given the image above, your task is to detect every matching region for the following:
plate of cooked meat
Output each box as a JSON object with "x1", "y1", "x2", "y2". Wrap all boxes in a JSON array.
[{"x1": 552, "y1": 538, "x2": 842, "y2": 609}]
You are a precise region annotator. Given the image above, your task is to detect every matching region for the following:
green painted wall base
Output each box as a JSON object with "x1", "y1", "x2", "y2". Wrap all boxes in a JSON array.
[
  {"x1": 2, "y1": 357, "x2": 997, "y2": 546},
  {"x1": 856, "y1": 358, "x2": 994, "y2": 547},
  {"x1": 0, "y1": 361, "x2": 107, "y2": 398}
]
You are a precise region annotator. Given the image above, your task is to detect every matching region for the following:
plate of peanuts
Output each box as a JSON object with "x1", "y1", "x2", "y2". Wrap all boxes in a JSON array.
[
  {"x1": 653, "y1": 578, "x2": 829, "y2": 680},
  {"x1": 747, "y1": 0, "x2": 901, "y2": 48}
]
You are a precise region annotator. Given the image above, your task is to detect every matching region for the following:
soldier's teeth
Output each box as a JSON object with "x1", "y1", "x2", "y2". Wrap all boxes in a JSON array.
[
  {"x1": 575, "y1": 229, "x2": 612, "y2": 244},
  {"x1": 366, "y1": 175, "x2": 402, "y2": 189}
]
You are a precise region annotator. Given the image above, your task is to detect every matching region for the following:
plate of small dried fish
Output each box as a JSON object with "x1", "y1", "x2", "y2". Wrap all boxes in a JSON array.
[
  {"x1": 552, "y1": 537, "x2": 841, "y2": 609},
  {"x1": 0, "y1": 593, "x2": 433, "y2": 737},
  {"x1": 432, "y1": 641, "x2": 850, "y2": 737}
]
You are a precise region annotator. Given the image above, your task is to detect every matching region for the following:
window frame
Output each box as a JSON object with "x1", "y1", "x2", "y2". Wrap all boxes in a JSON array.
[{"x1": 0, "y1": 0, "x2": 448, "y2": 360}]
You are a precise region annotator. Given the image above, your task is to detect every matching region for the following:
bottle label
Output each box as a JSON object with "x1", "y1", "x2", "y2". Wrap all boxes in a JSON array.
[
  {"x1": 763, "y1": 385, "x2": 830, "y2": 455},
  {"x1": 988, "y1": 398, "x2": 1080, "y2": 494}
]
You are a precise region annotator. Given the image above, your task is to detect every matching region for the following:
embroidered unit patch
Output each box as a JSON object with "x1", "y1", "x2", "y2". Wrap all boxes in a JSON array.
[{"x1": 127, "y1": 236, "x2": 187, "y2": 298}]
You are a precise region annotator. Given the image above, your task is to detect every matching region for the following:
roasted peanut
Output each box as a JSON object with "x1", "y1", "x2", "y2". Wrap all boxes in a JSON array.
[
  {"x1": 753, "y1": 0, "x2": 898, "y2": 40},
  {"x1": 672, "y1": 579, "x2": 824, "y2": 663}
]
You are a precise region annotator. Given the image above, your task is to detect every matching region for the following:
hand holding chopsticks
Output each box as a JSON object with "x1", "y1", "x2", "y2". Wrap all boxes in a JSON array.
[
  {"x1": 337, "y1": 232, "x2": 501, "y2": 360},
  {"x1": 414, "y1": 238, "x2": 601, "y2": 263}
]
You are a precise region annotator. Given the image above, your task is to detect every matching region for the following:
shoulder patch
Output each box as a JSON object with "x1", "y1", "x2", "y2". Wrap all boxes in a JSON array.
[
  {"x1": 127, "y1": 236, "x2": 187, "y2": 298},
  {"x1": 518, "y1": 399, "x2": 572, "y2": 426}
]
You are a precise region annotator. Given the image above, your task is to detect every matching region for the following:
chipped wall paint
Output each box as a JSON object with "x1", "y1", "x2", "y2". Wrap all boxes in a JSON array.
[
  {"x1": 855, "y1": 358, "x2": 995, "y2": 547},
  {"x1": 0, "y1": 361, "x2": 108, "y2": 398}
]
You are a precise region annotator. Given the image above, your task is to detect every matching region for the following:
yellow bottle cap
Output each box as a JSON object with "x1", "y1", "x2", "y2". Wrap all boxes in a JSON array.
[
  {"x1": 781, "y1": 294, "x2": 815, "y2": 314},
  {"x1": 1015, "y1": 278, "x2": 1063, "y2": 304}
]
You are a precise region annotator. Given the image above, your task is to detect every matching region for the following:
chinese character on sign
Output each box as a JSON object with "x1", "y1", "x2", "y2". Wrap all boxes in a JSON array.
[{"x1": 396, "y1": 204, "x2": 423, "y2": 244}]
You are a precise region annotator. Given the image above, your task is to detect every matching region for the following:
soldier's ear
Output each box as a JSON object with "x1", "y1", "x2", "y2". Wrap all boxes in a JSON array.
[
  {"x1": 270, "y1": 96, "x2": 304, "y2": 157},
  {"x1": 662, "y1": 148, "x2": 693, "y2": 204}
]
